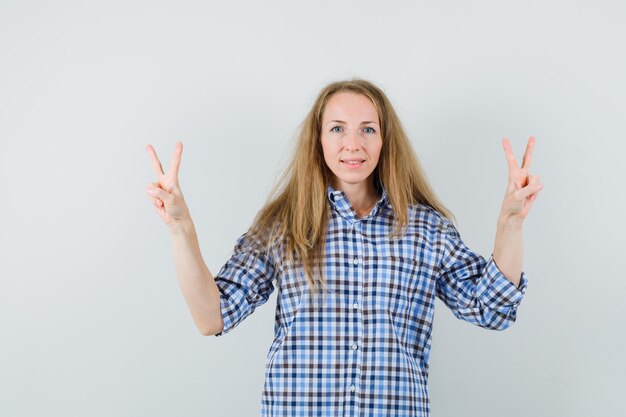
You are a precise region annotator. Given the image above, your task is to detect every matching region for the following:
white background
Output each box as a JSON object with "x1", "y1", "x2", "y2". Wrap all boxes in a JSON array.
[{"x1": 1, "y1": 1, "x2": 625, "y2": 416}]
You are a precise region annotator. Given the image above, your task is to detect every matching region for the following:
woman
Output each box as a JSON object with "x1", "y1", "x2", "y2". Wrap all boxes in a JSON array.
[{"x1": 145, "y1": 78, "x2": 543, "y2": 416}]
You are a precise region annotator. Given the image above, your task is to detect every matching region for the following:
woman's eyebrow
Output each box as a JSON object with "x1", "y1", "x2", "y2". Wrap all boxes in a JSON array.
[{"x1": 327, "y1": 120, "x2": 379, "y2": 125}]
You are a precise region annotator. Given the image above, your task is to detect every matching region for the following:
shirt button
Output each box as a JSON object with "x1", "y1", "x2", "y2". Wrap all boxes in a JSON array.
[
  {"x1": 351, "y1": 343, "x2": 358, "y2": 350},
  {"x1": 352, "y1": 302, "x2": 359, "y2": 309},
  {"x1": 350, "y1": 384, "x2": 357, "y2": 392},
  {"x1": 353, "y1": 257, "x2": 360, "y2": 265}
]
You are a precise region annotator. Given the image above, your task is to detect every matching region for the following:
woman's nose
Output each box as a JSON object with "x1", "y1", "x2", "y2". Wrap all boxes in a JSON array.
[{"x1": 344, "y1": 129, "x2": 362, "y2": 149}]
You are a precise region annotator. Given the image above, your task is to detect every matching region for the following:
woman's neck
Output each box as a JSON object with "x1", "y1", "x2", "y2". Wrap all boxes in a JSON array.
[{"x1": 332, "y1": 179, "x2": 380, "y2": 218}]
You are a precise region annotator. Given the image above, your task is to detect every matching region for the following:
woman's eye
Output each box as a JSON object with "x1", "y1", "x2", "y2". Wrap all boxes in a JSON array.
[
  {"x1": 364, "y1": 127, "x2": 376, "y2": 134},
  {"x1": 331, "y1": 126, "x2": 343, "y2": 133}
]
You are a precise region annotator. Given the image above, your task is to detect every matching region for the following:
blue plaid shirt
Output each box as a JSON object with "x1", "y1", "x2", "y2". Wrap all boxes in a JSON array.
[{"x1": 214, "y1": 183, "x2": 528, "y2": 416}]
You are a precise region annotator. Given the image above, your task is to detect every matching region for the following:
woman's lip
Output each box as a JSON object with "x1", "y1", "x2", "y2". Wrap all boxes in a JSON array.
[{"x1": 341, "y1": 160, "x2": 365, "y2": 169}]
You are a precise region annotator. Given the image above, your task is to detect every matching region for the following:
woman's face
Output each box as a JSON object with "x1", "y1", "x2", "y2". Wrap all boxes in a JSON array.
[{"x1": 320, "y1": 92, "x2": 383, "y2": 192}]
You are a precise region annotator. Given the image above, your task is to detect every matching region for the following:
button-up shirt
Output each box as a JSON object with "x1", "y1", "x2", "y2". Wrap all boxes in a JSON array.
[{"x1": 214, "y1": 182, "x2": 528, "y2": 416}]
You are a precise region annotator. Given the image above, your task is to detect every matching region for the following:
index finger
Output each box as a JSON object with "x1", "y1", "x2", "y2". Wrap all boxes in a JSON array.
[
  {"x1": 521, "y1": 136, "x2": 535, "y2": 171},
  {"x1": 146, "y1": 144, "x2": 165, "y2": 177}
]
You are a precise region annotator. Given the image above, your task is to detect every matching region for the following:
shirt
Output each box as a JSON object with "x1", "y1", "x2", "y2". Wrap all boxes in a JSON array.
[{"x1": 213, "y1": 182, "x2": 528, "y2": 417}]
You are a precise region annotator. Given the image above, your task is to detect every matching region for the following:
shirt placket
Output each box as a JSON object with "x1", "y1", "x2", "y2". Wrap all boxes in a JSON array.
[{"x1": 345, "y1": 218, "x2": 364, "y2": 417}]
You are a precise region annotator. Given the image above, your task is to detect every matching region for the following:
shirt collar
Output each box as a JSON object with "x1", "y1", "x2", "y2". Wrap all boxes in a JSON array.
[{"x1": 326, "y1": 182, "x2": 389, "y2": 221}]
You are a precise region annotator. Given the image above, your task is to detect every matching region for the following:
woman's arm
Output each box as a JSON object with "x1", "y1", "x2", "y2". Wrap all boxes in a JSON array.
[
  {"x1": 435, "y1": 218, "x2": 528, "y2": 331},
  {"x1": 492, "y1": 217, "x2": 524, "y2": 287},
  {"x1": 492, "y1": 136, "x2": 544, "y2": 287},
  {"x1": 145, "y1": 142, "x2": 224, "y2": 336},
  {"x1": 170, "y1": 219, "x2": 224, "y2": 336}
]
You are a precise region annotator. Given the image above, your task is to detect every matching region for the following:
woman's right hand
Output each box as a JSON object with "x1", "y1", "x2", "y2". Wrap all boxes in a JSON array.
[{"x1": 145, "y1": 141, "x2": 191, "y2": 227}]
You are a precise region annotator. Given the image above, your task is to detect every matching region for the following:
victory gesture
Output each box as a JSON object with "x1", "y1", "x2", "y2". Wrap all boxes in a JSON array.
[
  {"x1": 145, "y1": 141, "x2": 191, "y2": 226},
  {"x1": 499, "y1": 136, "x2": 544, "y2": 221}
]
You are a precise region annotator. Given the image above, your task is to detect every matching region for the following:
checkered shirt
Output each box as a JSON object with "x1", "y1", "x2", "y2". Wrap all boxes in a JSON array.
[{"x1": 214, "y1": 182, "x2": 528, "y2": 416}]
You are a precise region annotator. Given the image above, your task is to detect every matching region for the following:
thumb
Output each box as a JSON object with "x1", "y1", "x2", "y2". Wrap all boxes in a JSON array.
[
  {"x1": 514, "y1": 175, "x2": 543, "y2": 201},
  {"x1": 158, "y1": 179, "x2": 184, "y2": 198}
]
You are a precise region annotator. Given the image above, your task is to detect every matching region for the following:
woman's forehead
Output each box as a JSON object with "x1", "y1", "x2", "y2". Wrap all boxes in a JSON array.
[{"x1": 322, "y1": 92, "x2": 380, "y2": 124}]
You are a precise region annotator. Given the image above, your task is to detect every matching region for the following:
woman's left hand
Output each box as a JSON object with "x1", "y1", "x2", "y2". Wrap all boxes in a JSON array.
[{"x1": 499, "y1": 136, "x2": 544, "y2": 222}]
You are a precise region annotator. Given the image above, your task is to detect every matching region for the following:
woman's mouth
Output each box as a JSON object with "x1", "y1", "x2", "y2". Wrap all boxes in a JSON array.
[{"x1": 341, "y1": 159, "x2": 365, "y2": 169}]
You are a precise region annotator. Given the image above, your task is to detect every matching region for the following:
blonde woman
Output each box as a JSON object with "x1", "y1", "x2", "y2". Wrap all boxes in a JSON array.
[{"x1": 145, "y1": 78, "x2": 543, "y2": 416}]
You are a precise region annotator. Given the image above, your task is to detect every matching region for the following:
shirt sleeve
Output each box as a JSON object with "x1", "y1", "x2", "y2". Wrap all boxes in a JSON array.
[
  {"x1": 435, "y1": 218, "x2": 528, "y2": 331},
  {"x1": 213, "y1": 232, "x2": 276, "y2": 337}
]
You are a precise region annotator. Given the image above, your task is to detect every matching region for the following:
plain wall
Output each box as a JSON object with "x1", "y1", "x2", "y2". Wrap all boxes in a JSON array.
[{"x1": 1, "y1": 0, "x2": 625, "y2": 416}]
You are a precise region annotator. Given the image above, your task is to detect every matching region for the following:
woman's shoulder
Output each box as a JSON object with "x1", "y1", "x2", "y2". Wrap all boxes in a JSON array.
[{"x1": 233, "y1": 217, "x2": 283, "y2": 254}]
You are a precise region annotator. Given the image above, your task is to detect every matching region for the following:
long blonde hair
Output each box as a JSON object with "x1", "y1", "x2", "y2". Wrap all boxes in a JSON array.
[{"x1": 245, "y1": 78, "x2": 455, "y2": 301}]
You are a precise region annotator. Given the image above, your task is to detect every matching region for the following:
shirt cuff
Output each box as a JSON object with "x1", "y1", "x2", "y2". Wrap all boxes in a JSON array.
[
  {"x1": 477, "y1": 254, "x2": 528, "y2": 310},
  {"x1": 213, "y1": 287, "x2": 236, "y2": 337}
]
